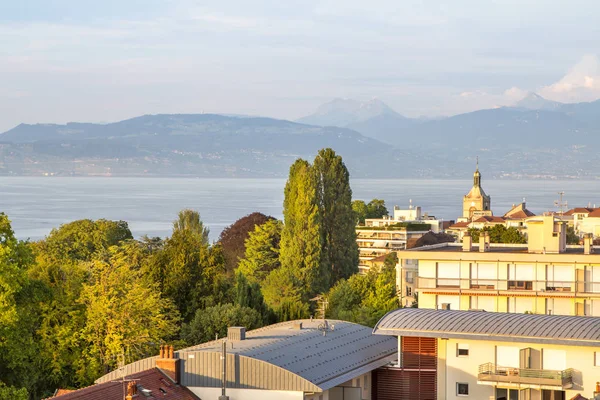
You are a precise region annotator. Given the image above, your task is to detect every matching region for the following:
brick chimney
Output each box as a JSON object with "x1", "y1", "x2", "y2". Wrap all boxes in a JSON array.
[
  {"x1": 584, "y1": 233, "x2": 594, "y2": 255},
  {"x1": 125, "y1": 381, "x2": 138, "y2": 400},
  {"x1": 156, "y1": 345, "x2": 180, "y2": 383},
  {"x1": 462, "y1": 233, "x2": 473, "y2": 252}
]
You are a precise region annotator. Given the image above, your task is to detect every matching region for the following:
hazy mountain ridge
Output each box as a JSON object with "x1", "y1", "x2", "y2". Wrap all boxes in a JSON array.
[
  {"x1": 2, "y1": 95, "x2": 600, "y2": 179},
  {"x1": 0, "y1": 114, "x2": 426, "y2": 178}
]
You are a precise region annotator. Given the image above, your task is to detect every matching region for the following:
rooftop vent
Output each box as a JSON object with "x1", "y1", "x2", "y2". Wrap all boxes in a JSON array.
[{"x1": 228, "y1": 326, "x2": 246, "y2": 341}]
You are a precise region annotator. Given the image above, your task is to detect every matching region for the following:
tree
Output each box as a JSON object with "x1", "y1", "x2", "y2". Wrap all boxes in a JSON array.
[
  {"x1": 219, "y1": 212, "x2": 273, "y2": 274},
  {"x1": 367, "y1": 199, "x2": 389, "y2": 219},
  {"x1": 566, "y1": 226, "x2": 580, "y2": 245},
  {"x1": 468, "y1": 225, "x2": 526, "y2": 244},
  {"x1": 313, "y1": 148, "x2": 358, "y2": 285},
  {"x1": 0, "y1": 214, "x2": 46, "y2": 397},
  {"x1": 261, "y1": 267, "x2": 309, "y2": 321},
  {"x1": 353, "y1": 199, "x2": 389, "y2": 224},
  {"x1": 181, "y1": 304, "x2": 263, "y2": 346},
  {"x1": 0, "y1": 382, "x2": 28, "y2": 400},
  {"x1": 279, "y1": 159, "x2": 325, "y2": 297},
  {"x1": 25, "y1": 219, "x2": 134, "y2": 393},
  {"x1": 77, "y1": 243, "x2": 179, "y2": 383},
  {"x1": 33, "y1": 219, "x2": 132, "y2": 263},
  {"x1": 325, "y1": 253, "x2": 398, "y2": 327},
  {"x1": 237, "y1": 219, "x2": 282, "y2": 282},
  {"x1": 352, "y1": 200, "x2": 369, "y2": 224},
  {"x1": 173, "y1": 209, "x2": 209, "y2": 245}
]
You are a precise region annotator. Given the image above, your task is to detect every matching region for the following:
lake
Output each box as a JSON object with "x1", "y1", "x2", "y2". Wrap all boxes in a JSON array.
[{"x1": 0, "y1": 177, "x2": 598, "y2": 241}]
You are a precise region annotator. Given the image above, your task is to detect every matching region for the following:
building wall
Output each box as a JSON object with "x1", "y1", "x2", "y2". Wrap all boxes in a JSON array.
[
  {"x1": 304, "y1": 372, "x2": 372, "y2": 400},
  {"x1": 409, "y1": 257, "x2": 600, "y2": 316},
  {"x1": 435, "y1": 337, "x2": 600, "y2": 400},
  {"x1": 188, "y1": 387, "x2": 304, "y2": 400}
]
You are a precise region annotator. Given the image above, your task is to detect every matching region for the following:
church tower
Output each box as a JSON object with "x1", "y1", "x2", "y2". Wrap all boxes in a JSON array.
[{"x1": 462, "y1": 160, "x2": 491, "y2": 220}]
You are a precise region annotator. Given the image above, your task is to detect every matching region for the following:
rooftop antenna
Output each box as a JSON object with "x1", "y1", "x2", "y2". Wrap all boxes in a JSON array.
[
  {"x1": 310, "y1": 295, "x2": 333, "y2": 336},
  {"x1": 554, "y1": 191, "x2": 567, "y2": 216}
]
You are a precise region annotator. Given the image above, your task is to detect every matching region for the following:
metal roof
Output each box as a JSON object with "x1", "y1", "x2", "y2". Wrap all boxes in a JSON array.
[
  {"x1": 373, "y1": 308, "x2": 600, "y2": 347},
  {"x1": 184, "y1": 319, "x2": 397, "y2": 391},
  {"x1": 97, "y1": 319, "x2": 397, "y2": 392}
]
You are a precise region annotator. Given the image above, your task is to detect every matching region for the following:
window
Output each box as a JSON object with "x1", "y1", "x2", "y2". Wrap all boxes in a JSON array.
[
  {"x1": 457, "y1": 383, "x2": 469, "y2": 396},
  {"x1": 595, "y1": 352, "x2": 600, "y2": 367},
  {"x1": 457, "y1": 343, "x2": 469, "y2": 357},
  {"x1": 364, "y1": 374, "x2": 368, "y2": 389}
]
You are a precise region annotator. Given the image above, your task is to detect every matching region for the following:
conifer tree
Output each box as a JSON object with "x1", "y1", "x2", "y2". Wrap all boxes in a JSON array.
[
  {"x1": 279, "y1": 159, "x2": 326, "y2": 297},
  {"x1": 313, "y1": 148, "x2": 358, "y2": 285}
]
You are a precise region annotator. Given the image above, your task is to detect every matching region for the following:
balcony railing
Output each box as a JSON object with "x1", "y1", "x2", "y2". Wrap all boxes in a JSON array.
[
  {"x1": 418, "y1": 277, "x2": 600, "y2": 294},
  {"x1": 478, "y1": 363, "x2": 573, "y2": 389}
]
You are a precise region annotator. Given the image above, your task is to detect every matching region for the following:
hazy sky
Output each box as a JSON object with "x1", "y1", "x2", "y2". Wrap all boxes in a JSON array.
[{"x1": 2, "y1": 0, "x2": 600, "y2": 131}]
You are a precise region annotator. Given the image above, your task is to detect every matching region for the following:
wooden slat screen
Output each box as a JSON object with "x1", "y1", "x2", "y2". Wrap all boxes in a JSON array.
[{"x1": 373, "y1": 337, "x2": 437, "y2": 400}]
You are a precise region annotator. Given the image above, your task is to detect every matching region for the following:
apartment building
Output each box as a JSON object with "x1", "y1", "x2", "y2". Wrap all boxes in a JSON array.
[
  {"x1": 357, "y1": 222, "x2": 430, "y2": 272},
  {"x1": 372, "y1": 308, "x2": 600, "y2": 400},
  {"x1": 395, "y1": 215, "x2": 600, "y2": 316}
]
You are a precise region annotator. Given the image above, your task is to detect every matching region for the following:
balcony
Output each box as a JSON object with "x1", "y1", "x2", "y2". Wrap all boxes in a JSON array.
[
  {"x1": 417, "y1": 277, "x2": 589, "y2": 294},
  {"x1": 478, "y1": 363, "x2": 573, "y2": 389}
]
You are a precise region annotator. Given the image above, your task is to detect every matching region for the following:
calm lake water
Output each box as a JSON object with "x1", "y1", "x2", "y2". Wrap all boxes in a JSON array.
[{"x1": 0, "y1": 177, "x2": 599, "y2": 241}]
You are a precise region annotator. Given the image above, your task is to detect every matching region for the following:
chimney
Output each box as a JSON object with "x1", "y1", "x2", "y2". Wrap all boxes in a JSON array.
[
  {"x1": 125, "y1": 381, "x2": 138, "y2": 399},
  {"x1": 462, "y1": 233, "x2": 473, "y2": 252},
  {"x1": 292, "y1": 321, "x2": 303, "y2": 330},
  {"x1": 228, "y1": 327, "x2": 246, "y2": 341},
  {"x1": 584, "y1": 233, "x2": 594, "y2": 255},
  {"x1": 156, "y1": 345, "x2": 180, "y2": 383},
  {"x1": 479, "y1": 231, "x2": 490, "y2": 252}
]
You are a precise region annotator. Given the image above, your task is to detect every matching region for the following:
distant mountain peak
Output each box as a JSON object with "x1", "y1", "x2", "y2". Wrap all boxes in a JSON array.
[
  {"x1": 514, "y1": 92, "x2": 563, "y2": 110},
  {"x1": 297, "y1": 98, "x2": 403, "y2": 127}
]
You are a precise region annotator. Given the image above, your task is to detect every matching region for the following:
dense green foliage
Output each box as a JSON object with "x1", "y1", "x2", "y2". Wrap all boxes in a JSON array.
[
  {"x1": 566, "y1": 226, "x2": 580, "y2": 245},
  {"x1": 352, "y1": 198, "x2": 389, "y2": 224},
  {"x1": 279, "y1": 159, "x2": 326, "y2": 300},
  {"x1": 1, "y1": 149, "x2": 388, "y2": 399},
  {"x1": 181, "y1": 304, "x2": 263, "y2": 345},
  {"x1": 325, "y1": 253, "x2": 398, "y2": 327},
  {"x1": 237, "y1": 219, "x2": 282, "y2": 283},
  {"x1": 219, "y1": 212, "x2": 273, "y2": 274},
  {"x1": 314, "y1": 148, "x2": 359, "y2": 284},
  {"x1": 468, "y1": 225, "x2": 527, "y2": 244},
  {"x1": 0, "y1": 382, "x2": 28, "y2": 400}
]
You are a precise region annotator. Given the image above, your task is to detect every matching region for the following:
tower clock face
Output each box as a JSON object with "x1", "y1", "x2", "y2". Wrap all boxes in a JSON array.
[{"x1": 471, "y1": 201, "x2": 475, "y2": 206}]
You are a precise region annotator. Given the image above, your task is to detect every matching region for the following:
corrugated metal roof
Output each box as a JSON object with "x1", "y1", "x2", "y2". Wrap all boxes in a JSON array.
[
  {"x1": 373, "y1": 308, "x2": 600, "y2": 347},
  {"x1": 96, "y1": 319, "x2": 397, "y2": 392},
  {"x1": 184, "y1": 319, "x2": 397, "y2": 391}
]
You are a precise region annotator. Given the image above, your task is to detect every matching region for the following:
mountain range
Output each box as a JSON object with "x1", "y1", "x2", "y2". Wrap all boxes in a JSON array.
[{"x1": 1, "y1": 93, "x2": 599, "y2": 179}]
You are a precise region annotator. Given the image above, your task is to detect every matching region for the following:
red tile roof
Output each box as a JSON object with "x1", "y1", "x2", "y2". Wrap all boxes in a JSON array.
[
  {"x1": 505, "y1": 210, "x2": 535, "y2": 219},
  {"x1": 564, "y1": 207, "x2": 596, "y2": 216},
  {"x1": 50, "y1": 368, "x2": 198, "y2": 400},
  {"x1": 472, "y1": 216, "x2": 505, "y2": 223},
  {"x1": 588, "y1": 209, "x2": 600, "y2": 218},
  {"x1": 448, "y1": 221, "x2": 470, "y2": 229}
]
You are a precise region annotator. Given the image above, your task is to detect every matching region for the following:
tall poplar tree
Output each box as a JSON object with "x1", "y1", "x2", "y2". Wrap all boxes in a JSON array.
[
  {"x1": 313, "y1": 148, "x2": 358, "y2": 285},
  {"x1": 279, "y1": 159, "x2": 326, "y2": 297}
]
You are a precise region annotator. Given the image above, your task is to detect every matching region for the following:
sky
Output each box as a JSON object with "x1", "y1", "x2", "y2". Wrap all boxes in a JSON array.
[{"x1": 1, "y1": 0, "x2": 600, "y2": 131}]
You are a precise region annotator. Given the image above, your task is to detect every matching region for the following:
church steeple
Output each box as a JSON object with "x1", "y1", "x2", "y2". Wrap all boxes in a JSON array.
[{"x1": 473, "y1": 157, "x2": 481, "y2": 187}]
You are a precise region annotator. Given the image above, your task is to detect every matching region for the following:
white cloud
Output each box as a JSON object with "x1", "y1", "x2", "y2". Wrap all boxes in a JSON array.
[
  {"x1": 503, "y1": 86, "x2": 528, "y2": 100},
  {"x1": 539, "y1": 54, "x2": 600, "y2": 102}
]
